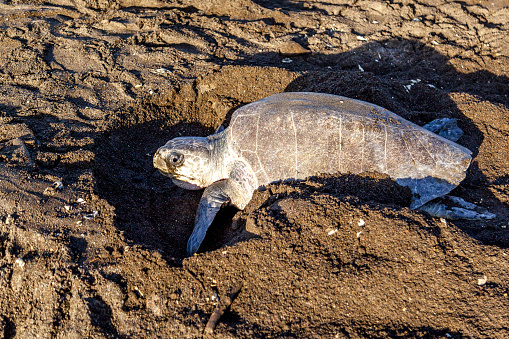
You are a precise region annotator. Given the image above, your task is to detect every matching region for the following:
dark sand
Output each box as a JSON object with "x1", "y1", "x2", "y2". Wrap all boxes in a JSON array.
[{"x1": 0, "y1": 0, "x2": 508, "y2": 337}]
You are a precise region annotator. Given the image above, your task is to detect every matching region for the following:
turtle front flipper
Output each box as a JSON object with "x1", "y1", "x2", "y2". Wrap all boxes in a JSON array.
[
  {"x1": 187, "y1": 180, "x2": 231, "y2": 255},
  {"x1": 187, "y1": 162, "x2": 257, "y2": 256}
]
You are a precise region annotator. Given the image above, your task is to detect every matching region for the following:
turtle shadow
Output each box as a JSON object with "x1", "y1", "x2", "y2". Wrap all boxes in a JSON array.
[{"x1": 202, "y1": 173, "x2": 414, "y2": 254}]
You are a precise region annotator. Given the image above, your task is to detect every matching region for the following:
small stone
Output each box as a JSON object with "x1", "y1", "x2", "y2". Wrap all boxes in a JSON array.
[
  {"x1": 151, "y1": 68, "x2": 172, "y2": 75},
  {"x1": 15, "y1": 258, "x2": 25, "y2": 268},
  {"x1": 80, "y1": 107, "x2": 107, "y2": 120},
  {"x1": 84, "y1": 211, "x2": 98, "y2": 219},
  {"x1": 278, "y1": 41, "x2": 311, "y2": 56},
  {"x1": 5, "y1": 214, "x2": 15, "y2": 225}
]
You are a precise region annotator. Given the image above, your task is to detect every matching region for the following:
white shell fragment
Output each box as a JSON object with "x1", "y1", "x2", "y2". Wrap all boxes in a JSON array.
[
  {"x1": 15, "y1": 258, "x2": 25, "y2": 269},
  {"x1": 477, "y1": 276, "x2": 488, "y2": 286},
  {"x1": 403, "y1": 79, "x2": 421, "y2": 92},
  {"x1": 5, "y1": 214, "x2": 14, "y2": 225},
  {"x1": 84, "y1": 211, "x2": 98, "y2": 219},
  {"x1": 151, "y1": 68, "x2": 172, "y2": 75},
  {"x1": 43, "y1": 180, "x2": 64, "y2": 195}
]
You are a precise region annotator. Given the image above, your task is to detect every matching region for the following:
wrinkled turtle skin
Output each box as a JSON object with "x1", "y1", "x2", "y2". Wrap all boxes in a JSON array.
[{"x1": 154, "y1": 92, "x2": 472, "y2": 255}]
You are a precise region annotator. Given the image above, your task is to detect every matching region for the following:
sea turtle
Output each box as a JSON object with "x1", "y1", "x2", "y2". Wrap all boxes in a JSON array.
[{"x1": 153, "y1": 92, "x2": 494, "y2": 255}]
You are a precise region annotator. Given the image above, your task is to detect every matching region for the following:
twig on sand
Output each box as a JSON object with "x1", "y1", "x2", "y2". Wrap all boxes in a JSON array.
[
  {"x1": 203, "y1": 282, "x2": 243, "y2": 337},
  {"x1": 185, "y1": 268, "x2": 206, "y2": 292}
]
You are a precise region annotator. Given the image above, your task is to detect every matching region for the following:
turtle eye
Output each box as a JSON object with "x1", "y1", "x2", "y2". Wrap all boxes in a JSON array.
[{"x1": 168, "y1": 152, "x2": 184, "y2": 167}]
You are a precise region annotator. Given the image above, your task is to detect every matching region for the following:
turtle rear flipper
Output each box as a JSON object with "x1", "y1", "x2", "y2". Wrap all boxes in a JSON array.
[
  {"x1": 423, "y1": 118, "x2": 464, "y2": 142},
  {"x1": 418, "y1": 196, "x2": 496, "y2": 220}
]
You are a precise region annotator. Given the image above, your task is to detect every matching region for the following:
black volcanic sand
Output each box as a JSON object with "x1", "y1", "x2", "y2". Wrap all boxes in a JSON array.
[{"x1": 0, "y1": 0, "x2": 508, "y2": 338}]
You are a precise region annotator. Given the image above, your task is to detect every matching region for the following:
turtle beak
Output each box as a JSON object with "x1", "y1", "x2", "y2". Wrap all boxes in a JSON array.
[{"x1": 153, "y1": 148, "x2": 173, "y2": 176}]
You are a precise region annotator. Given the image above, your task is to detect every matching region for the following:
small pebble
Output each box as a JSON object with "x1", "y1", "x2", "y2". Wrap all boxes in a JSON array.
[
  {"x1": 282, "y1": 58, "x2": 293, "y2": 63},
  {"x1": 151, "y1": 68, "x2": 172, "y2": 75},
  {"x1": 358, "y1": 219, "x2": 365, "y2": 227},
  {"x1": 53, "y1": 181, "x2": 64, "y2": 190},
  {"x1": 5, "y1": 214, "x2": 14, "y2": 225},
  {"x1": 278, "y1": 41, "x2": 311, "y2": 56},
  {"x1": 478, "y1": 275, "x2": 487, "y2": 286},
  {"x1": 84, "y1": 211, "x2": 98, "y2": 219},
  {"x1": 15, "y1": 258, "x2": 25, "y2": 268}
]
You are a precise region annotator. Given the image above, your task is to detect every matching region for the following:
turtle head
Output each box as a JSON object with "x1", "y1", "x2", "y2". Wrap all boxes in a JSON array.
[{"x1": 153, "y1": 137, "x2": 213, "y2": 190}]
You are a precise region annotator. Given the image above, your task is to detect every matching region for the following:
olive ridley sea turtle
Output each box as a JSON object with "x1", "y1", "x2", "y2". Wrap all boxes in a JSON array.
[{"x1": 153, "y1": 92, "x2": 495, "y2": 255}]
